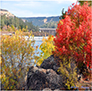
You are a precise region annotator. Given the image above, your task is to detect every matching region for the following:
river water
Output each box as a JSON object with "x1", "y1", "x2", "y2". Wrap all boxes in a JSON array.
[
  {"x1": 34, "y1": 40, "x2": 43, "y2": 55},
  {"x1": 25, "y1": 36, "x2": 48, "y2": 55}
]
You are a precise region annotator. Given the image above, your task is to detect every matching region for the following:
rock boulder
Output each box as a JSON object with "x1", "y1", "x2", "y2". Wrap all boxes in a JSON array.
[
  {"x1": 27, "y1": 66, "x2": 63, "y2": 90},
  {"x1": 27, "y1": 55, "x2": 78, "y2": 90}
]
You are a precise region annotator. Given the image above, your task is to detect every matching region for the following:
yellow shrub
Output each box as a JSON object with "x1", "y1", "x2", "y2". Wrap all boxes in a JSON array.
[
  {"x1": 58, "y1": 57, "x2": 78, "y2": 89},
  {"x1": 1, "y1": 29, "x2": 36, "y2": 90},
  {"x1": 36, "y1": 35, "x2": 55, "y2": 66}
]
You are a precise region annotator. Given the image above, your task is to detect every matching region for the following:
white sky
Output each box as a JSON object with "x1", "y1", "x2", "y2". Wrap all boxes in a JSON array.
[{"x1": 0, "y1": 0, "x2": 77, "y2": 17}]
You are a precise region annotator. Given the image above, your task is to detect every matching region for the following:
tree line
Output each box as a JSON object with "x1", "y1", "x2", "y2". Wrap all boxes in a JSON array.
[{"x1": 0, "y1": 15, "x2": 39, "y2": 31}]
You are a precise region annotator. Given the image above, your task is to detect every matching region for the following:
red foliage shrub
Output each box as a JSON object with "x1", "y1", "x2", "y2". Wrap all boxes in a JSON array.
[{"x1": 54, "y1": 2, "x2": 91, "y2": 73}]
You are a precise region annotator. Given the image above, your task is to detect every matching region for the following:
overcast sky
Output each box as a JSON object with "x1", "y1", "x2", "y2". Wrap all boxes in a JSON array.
[{"x1": 0, "y1": 0, "x2": 77, "y2": 17}]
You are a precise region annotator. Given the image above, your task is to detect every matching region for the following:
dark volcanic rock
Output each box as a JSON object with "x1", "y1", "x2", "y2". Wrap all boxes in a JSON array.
[
  {"x1": 40, "y1": 55, "x2": 55, "y2": 69},
  {"x1": 27, "y1": 55, "x2": 79, "y2": 90},
  {"x1": 27, "y1": 66, "x2": 63, "y2": 90},
  {"x1": 40, "y1": 55, "x2": 60, "y2": 74}
]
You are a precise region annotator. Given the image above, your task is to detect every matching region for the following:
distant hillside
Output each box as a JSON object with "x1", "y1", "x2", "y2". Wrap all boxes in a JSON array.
[
  {"x1": 0, "y1": 9, "x2": 14, "y2": 17},
  {"x1": 40, "y1": 21, "x2": 57, "y2": 28},
  {"x1": 20, "y1": 16, "x2": 60, "y2": 26},
  {"x1": 0, "y1": 9, "x2": 39, "y2": 31},
  {"x1": 0, "y1": 9, "x2": 60, "y2": 29}
]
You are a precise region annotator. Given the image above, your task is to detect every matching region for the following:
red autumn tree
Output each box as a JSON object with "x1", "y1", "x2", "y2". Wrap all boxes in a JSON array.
[{"x1": 54, "y1": 2, "x2": 91, "y2": 76}]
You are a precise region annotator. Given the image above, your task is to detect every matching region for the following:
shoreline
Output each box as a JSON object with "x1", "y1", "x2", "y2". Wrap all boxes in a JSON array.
[{"x1": 0, "y1": 31, "x2": 54, "y2": 36}]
